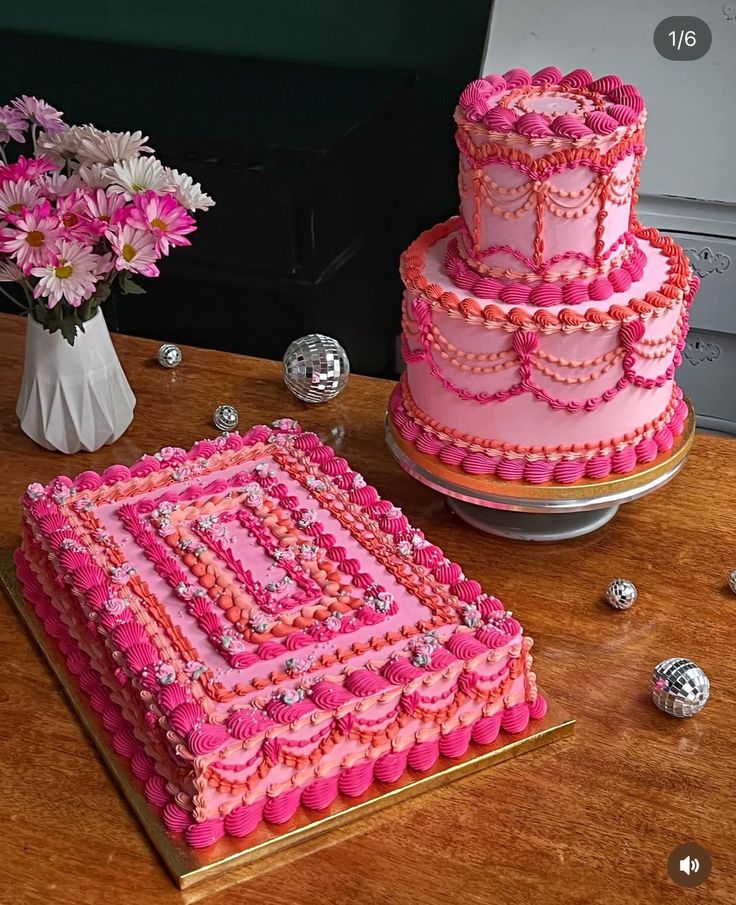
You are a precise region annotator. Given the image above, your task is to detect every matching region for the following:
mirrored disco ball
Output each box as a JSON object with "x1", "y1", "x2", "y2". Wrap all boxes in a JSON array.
[
  {"x1": 213, "y1": 404, "x2": 239, "y2": 431},
  {"x1": 650, "y1": 657, "x2": 710, "y2": 718},
  {"x1": 283, "y1": 334, "x2": 349, "y2": 404},
  {"x1": 157, "y1": 343, "x2": 182, "y2": 369},
  {"x1": 606, "y1": 578, "x2": 637, "y2": 609}
]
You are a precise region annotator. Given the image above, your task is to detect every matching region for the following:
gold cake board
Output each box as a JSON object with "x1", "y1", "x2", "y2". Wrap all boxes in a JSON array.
[{"x1": 0, "y1": 550, "x2": 573, "y2": 890}]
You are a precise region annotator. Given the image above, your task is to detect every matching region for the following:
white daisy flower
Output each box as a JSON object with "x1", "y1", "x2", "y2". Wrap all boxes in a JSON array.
[
  {"x1": 107, "y1": 156, "x2": 169, "y2": 200},
  {"x1": 78, "y1": 162, "x2": 114, "y2": 189},
  {"x1": 36, "y1": 127, "x2": 83, "y2": 165},
  {"x1": 75, "y1": 125, "x2": 154, "y2": 165},
  {"x1": 164, "y1": 167, "x2": 215, "y2": 211}
]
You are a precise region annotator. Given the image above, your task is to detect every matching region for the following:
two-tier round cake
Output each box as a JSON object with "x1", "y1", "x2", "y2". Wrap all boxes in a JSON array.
[{"x1": 389, "y1": 66, "x2": 698, "y2": 485}]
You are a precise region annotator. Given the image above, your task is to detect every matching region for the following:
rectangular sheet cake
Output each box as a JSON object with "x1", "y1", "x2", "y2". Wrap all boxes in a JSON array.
[{"x1": 17, "y1": 419, "x2": 546, "y2": 847}]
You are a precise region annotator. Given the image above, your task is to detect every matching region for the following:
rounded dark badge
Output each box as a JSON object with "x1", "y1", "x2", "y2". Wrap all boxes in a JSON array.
[
  {"x1": 667, "y1": 842, "x2": 712, "y2": 888},
  {"x1": 654, "y1": 17, "x2": 712, "y2": 61}
]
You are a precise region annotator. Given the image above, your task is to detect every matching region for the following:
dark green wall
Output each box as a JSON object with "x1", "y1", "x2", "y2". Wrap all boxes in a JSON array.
[{"x1": 0, "y1": 1, "x2": 487, "y2": 84}]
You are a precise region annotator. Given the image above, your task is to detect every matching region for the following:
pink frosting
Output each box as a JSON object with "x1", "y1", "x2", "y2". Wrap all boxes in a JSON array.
[
  {"x1": 185, "y1": 818, "x2": 225, "y2": 849},
  {"x1": 471, "y1": 713, "x2": 502, "y2": 745},
  {"x1": 224, "y1": 800, "x2": 265, "y2": 836},
  {"x1": 338, "y1": 762, "x2": 374, "y2": 798},
  {"x1": 163, "y1": 802, "x2": 193, "y2": 832},
  {"x1": 374, "y1": 750, "x2": 409, "y2": 784},
  {"x1": 144, "y1": 774, "x2": 170, "y2": 807},
  {"x1": 501, "y1": 702, "x2": 530, "y2": 734},
  {"x1": 311, "y1": 681, "x2": 354, "y2": 710},
  {"x1": 186, "y1": 723, "x2": 229, "y2": 756},
  {"x1": 266, "y1": 698, "x2": 315, "y2": 724},
  {"x1": 407, "y1": 740, "x2": 440, "y2": 772},
  {"x1": 263, "y1": 788, "x2": 301, "y2": 824},
  {"x1": 528, "y1": 694, "x2": 548, "y2": 720},
  {"x1": 345, "y1": 669, "x2": 391, "y2": 697},
  {"x1": 503, "y1": 67, "x2": 531, "y2": 89},
  {"x1": 302, "y1": 775, "x2": 339, "y2": 811},
  {"x1": 439, "y1": 725, "x2": 472, "y2": 758}
]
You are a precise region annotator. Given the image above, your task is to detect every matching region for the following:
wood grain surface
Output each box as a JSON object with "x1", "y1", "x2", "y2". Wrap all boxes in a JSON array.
[{"x1": 0, "y1": 312, "x2": 734, "y2": 905}]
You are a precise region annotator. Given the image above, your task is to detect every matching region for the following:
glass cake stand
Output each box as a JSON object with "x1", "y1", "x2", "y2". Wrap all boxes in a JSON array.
[{"x1": 385, "y1": 401, "x2": 696, "y2": 542}]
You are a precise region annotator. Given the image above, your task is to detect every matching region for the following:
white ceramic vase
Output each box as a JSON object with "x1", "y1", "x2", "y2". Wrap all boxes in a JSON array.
[{"x1": 16, "y1": 311, "x2": 136, "y2": 454}]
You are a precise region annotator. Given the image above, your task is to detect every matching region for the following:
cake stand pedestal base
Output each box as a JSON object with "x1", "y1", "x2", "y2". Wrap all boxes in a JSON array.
[
  {"x1": 447, "y1": 499, "x2": 619, "y2": 542},
  {"x1": 386, "y1": 400, "x2": 695, "y2": 542},
  {"x1": 0, "y1": 550, "x2": 573, "y2": 890}
]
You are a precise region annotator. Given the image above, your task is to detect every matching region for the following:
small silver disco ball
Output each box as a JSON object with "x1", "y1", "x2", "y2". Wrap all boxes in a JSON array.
[
  {"x1": 606, "y1": 578, "x2": 637, "y2": 610},
  {"x1": 157, "y1": 343, "x2": 182, "y2": 369},
  {"x1": 728, "y1": 569, "x2": 736, "y2": 594},
  {"x1": 650, "y1": 657, "x2": 710, "y2": 718},
  {"x1": 213, "y1": 404, "x2": 239, "y2": 431},
  {"x1": 283, "y1": 334, "x2": 349, "y2": 404}
]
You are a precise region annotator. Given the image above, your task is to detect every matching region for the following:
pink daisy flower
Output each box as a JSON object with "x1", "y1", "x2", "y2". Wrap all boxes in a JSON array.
[
  {"x1": 0, "y1": 200, "x2": 62, "y2": 272},
  {"x1": 12, "y1": 96, "x2": 65, "y2": 137},
  {"x1": 56, "y1": 190, "x2": 100, "y2": 241},
  {"x1": 107, "y1": 223, "x2": 160, "y2": 277},
  {"x1": 126, "y1": 190, "x2": 196, "y2": 255},
  {"x1": 0, "y1": 177, "x2": 42, "y2": 217},
  {"x1": 40, "y1": 171, "x2": 82, "y2": 198},
  {"x1": 31, "y1": 239, "x2": 101, "y2": 308},
  {"x1": 0, "y1": 104, "x2": 28, "y2": 144},
  {"x1": 83, "y1": 188, "x2": 127, "y2": 230}
]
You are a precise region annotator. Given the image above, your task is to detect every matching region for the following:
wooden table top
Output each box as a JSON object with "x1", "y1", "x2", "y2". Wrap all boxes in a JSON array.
[{"x1": 1, "y1": 311, "x2": 734, "y2": 905}]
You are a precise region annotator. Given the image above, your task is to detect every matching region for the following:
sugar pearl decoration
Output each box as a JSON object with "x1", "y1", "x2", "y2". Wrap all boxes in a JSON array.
[
  {"x1": 283, "y1": 334, "x2": 349, "y2": 404},
  {"x1": 728, "y1": 569, "x2": 736, "y2": 594},
  {"x1": 650, "y1": 658, "x2": 710, "y2": 718},
  {"x1": 606, "y1": 578, "x2": 637, "y2": 609},
  {"x1": 157, "y1": 343, "x2": 182, "y2": 369},
  {"x1": 213, "y1": 404, "x2": 239, "y2": 431}
]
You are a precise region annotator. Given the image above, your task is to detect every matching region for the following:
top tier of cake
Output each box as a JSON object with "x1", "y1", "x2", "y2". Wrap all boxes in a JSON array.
[{"x1": 451, "y1": 66, "x2": 647, "y2": 292}]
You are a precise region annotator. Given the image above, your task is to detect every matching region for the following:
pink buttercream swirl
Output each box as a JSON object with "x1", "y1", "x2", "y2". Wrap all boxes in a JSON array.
[
  {"x1": 224, "y1": 800, "x2": 265, "y2": 837},
  {"x1": 302, "y1": 776, "x2": 339, "y2": 811},
  {"x1": 264, "y1": 788, "x2": 301, "y2": 824},
  {"x1": 339, "y1": 762, "x2": 375, "y2": 798},
  {"x1": 185, "y1": 819, "x2": 225, "y2": 849}
]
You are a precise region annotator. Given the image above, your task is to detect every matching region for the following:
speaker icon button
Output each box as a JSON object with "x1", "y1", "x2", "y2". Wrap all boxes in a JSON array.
[{"x1": 668, "y1": 843, "x2": 712, "y2": 888}]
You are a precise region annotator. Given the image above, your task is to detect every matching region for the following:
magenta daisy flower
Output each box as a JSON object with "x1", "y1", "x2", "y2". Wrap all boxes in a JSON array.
[
  {"x1": 0, "y1": 104, "x2": 28, "y2": 144},
  {"x1": 12, "y1": 96, "x2": 65, "y2": 137},
  {"x1": 0, "y1": 155, "x2": 56, "y2": 187},
  {"x1": 56, "y1": 190, "x2": 100, "y2": 241},
  {"x1": 83, "y1": 188, "x2": 127, "y2": 232},
  {"x1": 107, "y1": 223, "x2": 160, "y2": 277},
  {"x1": 0, "y1": 200, "x2": 62, "y2": 272},
  {"x1": 126, "y1": 190, "x2": 196, "y2": 255},
  {"x1": 31, "y1": 239, "x2": 101, "y2": 308}
]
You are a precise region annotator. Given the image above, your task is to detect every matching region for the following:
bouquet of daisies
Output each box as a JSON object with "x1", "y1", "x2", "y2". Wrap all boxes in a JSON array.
[{"x1": 0, "y1": 96, "x2": 214, "y2": 343}]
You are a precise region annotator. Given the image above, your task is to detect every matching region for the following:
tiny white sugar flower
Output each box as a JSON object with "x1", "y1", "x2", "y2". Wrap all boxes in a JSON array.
[{"x1": 164, "y1": 167, "x2": 215, "y2": 211}]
